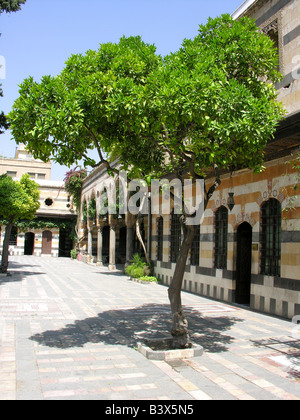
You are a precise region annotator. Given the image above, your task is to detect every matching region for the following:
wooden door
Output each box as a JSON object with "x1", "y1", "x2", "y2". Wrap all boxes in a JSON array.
[{"x1": 42, "y1": 231, "x2": 52, "y2": 255}]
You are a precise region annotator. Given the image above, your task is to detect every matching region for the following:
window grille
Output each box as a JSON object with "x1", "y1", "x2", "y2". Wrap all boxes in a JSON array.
[
  {"x1": 170, "y1": 211, "x2": 181, "y2": 263},
  {"x1": 261, "y1": 199, "x2": 281, "y2": 277},
  {"x1": 215, "y1": 206, "x2": 228, "y2": 269},
  {"x1": 157, "y1": 217, "x2": 163, "y2": 261},
  {"x1": 190, "y1": 225, "x2": 200, "y2": 266},
  {"x1": 9, "y1": 226, "x2": 18, "y2": 246}
]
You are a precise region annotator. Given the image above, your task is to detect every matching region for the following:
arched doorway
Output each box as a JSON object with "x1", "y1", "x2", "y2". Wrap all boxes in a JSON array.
[
  {"x1": 118, "y1": 226, "x2": 127, "y2": 264},
  {"x1": 236, "y1": 222, "x2": 252, "y2": 305},
  {"x1": 102, "y1": 226, "x2": 110, "y2": 264},
  {"x1": 24, "y1": 232, "x2": 35, "y2": 256},
  {"x1": 42, "y1": 231, "x2": 52, "y2": 255}
]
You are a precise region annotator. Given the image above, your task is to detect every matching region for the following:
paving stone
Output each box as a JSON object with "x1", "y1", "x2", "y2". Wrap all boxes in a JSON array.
[{"x1": 1, "y1": 256, "x2": 300, "y2": 401}]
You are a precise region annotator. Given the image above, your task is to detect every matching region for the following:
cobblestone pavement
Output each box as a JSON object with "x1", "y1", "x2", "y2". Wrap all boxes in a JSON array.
[{"x1": 1, "y1": 256, "x2": 300, "y2": 401}]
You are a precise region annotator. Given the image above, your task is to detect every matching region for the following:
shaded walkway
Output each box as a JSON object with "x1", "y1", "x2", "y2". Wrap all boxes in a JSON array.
[
  {"x1": 30, "y1": 303, "x2": 243, "y2": 353},
  {"x1": 1, "y1": 256, "x2": 300, "y2": 400}
]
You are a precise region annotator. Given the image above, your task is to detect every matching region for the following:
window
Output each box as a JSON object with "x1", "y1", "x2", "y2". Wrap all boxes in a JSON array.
[
  {"x1": 190, "y1": 225, "x2": 200, "y2": 266},
  {"x1": 6, "y1": 171, "x2": 17, "y2": 178},
  {"x1": 263, "y1": 20, "x2": 280, "y2": 72},
  {"x1": 157, "y1": 217, "x2": 163, "y2": 262},
  {"x1": 170, "y1": 211, "x2": 181, "y2": 263},
  {"x1": 9, "y1": 226, "x2": 18, "y2": 246},
  {"x1": 45, "y1": 198, "x2": 54, "y2": 207},
  {"x1": 215, "y1": 206, "x2": 228, "y2": 269},
  {"x1": 261, "y1": 198, "x2": 281, "y2": 277}
]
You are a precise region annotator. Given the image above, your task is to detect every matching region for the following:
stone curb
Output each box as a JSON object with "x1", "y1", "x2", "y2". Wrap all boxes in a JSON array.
[{"x1": 137, "y1": 337, "x2": 204, "y2": 361}]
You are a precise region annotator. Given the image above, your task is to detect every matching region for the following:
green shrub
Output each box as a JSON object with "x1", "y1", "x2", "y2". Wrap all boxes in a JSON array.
[
  {"x1": 126, "y1": 254, "x2": 154, "y2": 279},
  {"x1": 70, "y1": 249, "x2": 78, "y2": 260},
  {"x1": 139, "y1": 276, "x2": 158, "y2": 283},
  {"x1": 130, "y1": 266, "x2": 145, "y2": 279},
  {"x1": 130, "y1": 254, "x2": 146, "y2": 268}
]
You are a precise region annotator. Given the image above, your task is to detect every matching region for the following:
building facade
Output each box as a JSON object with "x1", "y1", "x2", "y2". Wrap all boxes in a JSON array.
[
  {"x1": 78, "y1": 0, "x2": 300, "y2": 320},
  {"x1": 0, "y1": 145, "x2": 76, "y2": 258}
]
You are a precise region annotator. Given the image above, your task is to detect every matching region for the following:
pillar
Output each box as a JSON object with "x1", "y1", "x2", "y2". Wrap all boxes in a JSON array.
[
  {"x1": 88, "y1": 226, "x2": 93, "y2": 259},
  {"x1": 108, "y1": 225, "x2": 116, "y2": 271},
  {"x1": 97, "y1": 225, "x2": 103, "y2": 266},
  {"x1": 125, "y1": 213, "x2": 135, "y2": 267}
]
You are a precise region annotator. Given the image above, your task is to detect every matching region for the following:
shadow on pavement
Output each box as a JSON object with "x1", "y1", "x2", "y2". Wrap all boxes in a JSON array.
[{"x1": 30, "y1": 303, "x2": 244, "y2": 353}]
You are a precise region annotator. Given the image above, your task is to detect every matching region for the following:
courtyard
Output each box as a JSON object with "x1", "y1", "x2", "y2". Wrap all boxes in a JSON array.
[{"x1": 0, "y1": 256, "x2": 300, "y2": 401}]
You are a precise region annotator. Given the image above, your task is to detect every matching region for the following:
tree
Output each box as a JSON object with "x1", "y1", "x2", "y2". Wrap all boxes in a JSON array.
[
  {"x1": 0, "y1": 174, "x2": 40, "y2": 273},
  {"x1": 0, "y1": 0, "x2": 26, "y2": 13},
  {"x1": 0, "y1": 85, "x2": 10, "y2": 134},
  {"x1": 8, "y1": 15, "x2": 285, "y2": 347}
]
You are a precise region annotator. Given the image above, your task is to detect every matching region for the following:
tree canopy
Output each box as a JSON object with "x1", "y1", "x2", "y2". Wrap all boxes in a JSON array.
[
  {"x1": 0, "y1": 0, "x2": 26, "y2": 13},
  {"x1": 9, "y1": 14, "x2": 285, "y2": 183},
  {"x1": 7, "y1": 14, "x2": 286, "y2": 344},
  {"x1": 0, "y1": 173, "x2": 40, "y2": 223},
  {"x1": 0, "y1": 173, "x2": 40, "y2": 273}
]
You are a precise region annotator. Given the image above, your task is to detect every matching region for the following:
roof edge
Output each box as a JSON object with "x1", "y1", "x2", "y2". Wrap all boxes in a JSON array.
[{"x1": 232, "y1": 0, "x2": 257, "y2": 19}]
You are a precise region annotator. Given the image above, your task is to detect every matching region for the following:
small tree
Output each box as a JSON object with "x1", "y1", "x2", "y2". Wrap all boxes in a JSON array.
[
  {"x1": 0, "y1": 174, "x2": 40, "y2": 273},
  {"x1": 8, "y1": 15, "x2": 285, "y2": 347}
]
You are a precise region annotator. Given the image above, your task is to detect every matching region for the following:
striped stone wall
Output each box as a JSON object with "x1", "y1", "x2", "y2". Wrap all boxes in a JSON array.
[{"x1": 152, "y1": 153, "x2": 300, "y2": 319}]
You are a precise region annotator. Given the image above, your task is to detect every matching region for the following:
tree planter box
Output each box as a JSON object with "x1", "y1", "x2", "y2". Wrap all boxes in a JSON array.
[{"x1": 137, "y1": 337, "x2": 203, "y2": 361}]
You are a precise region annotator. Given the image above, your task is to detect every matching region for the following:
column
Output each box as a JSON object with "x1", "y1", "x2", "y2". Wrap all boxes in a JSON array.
[
  {"x1": 125, "y1": 213, "x2": 135, "y2": 267},
  {"x1": 88, "y1": 226, "x2": 93, "y2": 260},
  {"x1": 108, "y1": 225, "x2": 116, "y2": 271},
  {"x1": 97, "y1": 225, "x2": 103, "y2": 266},
  {"x1": 125, "y1": 226, "x2": 134, "y2": 267}
]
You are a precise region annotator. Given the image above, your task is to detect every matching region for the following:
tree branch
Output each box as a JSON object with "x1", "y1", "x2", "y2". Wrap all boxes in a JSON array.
[{"x1": 206, "y1": 163, "x2": 221, "y2": 203}]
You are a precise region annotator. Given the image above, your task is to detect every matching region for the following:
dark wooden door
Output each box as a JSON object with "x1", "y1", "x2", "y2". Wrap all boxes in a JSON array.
[
  {"x1": 24, "y1": 232, "x2": 35, "y2": 255},
  {"x1": 236, "y1": 222, "x2": 252, "y2": 305},
  {"x1": 42, "y1": 231, "x2": 52, "y2": 255}
]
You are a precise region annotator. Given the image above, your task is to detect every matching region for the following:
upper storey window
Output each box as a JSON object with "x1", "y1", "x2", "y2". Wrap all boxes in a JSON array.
[{"x1": 263, "y1": 20, "x2": 280, "y2": 71}]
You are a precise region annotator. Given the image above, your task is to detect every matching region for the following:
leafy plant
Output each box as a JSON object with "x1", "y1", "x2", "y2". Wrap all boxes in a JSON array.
[
  {"x1": 0, "y1": 173, "x2": 40, "y2": 272},
  {"x1": 139, "y1": 276, "x2": 158, "y2": 283},
  {"x1": 125, "y1": 253, "x2": 153, "y2": 278},
  {"x1": 88, "y1": 199, "x2": 97, "y2": 221},
  {"x1": 70, "y1": 249, "x2": 78, "y2": 260},
  {"x1": 64, "y1": 167, "x2": 87, "y2": 210},
  {"x1": 0, "y1": 0, "x2": 26, "y2": 14}
]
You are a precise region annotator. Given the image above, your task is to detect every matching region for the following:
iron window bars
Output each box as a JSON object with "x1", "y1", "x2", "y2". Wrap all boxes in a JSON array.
[
  {"x1": 261, "y1": 198, "x2": 281, "y2": 277},
  {"x1": 215, "y1": 206, "x2": 228, "y2": 269}
]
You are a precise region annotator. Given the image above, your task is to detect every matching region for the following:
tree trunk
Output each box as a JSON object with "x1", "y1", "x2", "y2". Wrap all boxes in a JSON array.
[
  {"x1": 168, "y1": 223, "x2": 195, "y2": 349},
  {"x1": 167, "y1": 171, "x2": 221, "y2": 349},
  {"x1": 0, "y1": 223, "x2": 13, "y2": 274},
  {"x1": 136, "y1": 215, "x2": 151, "y2": 267}
]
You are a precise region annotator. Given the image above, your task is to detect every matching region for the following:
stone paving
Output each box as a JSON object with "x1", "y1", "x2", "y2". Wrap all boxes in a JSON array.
[{"x1": 1, "y1": 256, "x2": 300, "y2": 401}]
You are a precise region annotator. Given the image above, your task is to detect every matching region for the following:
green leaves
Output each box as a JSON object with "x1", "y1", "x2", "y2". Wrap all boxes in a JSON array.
[
  {"x1": 0, "y1": 0, "x2": 26, "y2": 14},
  {"x1": 8, "y1": 15, "x2": 285, "y2": 181},
  {"x1": 0, "y1": 174, "x2": 40, "y2": 223}
]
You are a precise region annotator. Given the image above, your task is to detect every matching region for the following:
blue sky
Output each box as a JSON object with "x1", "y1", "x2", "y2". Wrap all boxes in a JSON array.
[{"x1": 0, "y1": 0, "x2": 243, "y2": 180}]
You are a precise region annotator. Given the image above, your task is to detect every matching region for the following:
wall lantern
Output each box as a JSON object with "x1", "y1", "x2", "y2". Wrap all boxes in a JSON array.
[{"x1": 227, "y1": 192, "x2": 235, "y2": 211}]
